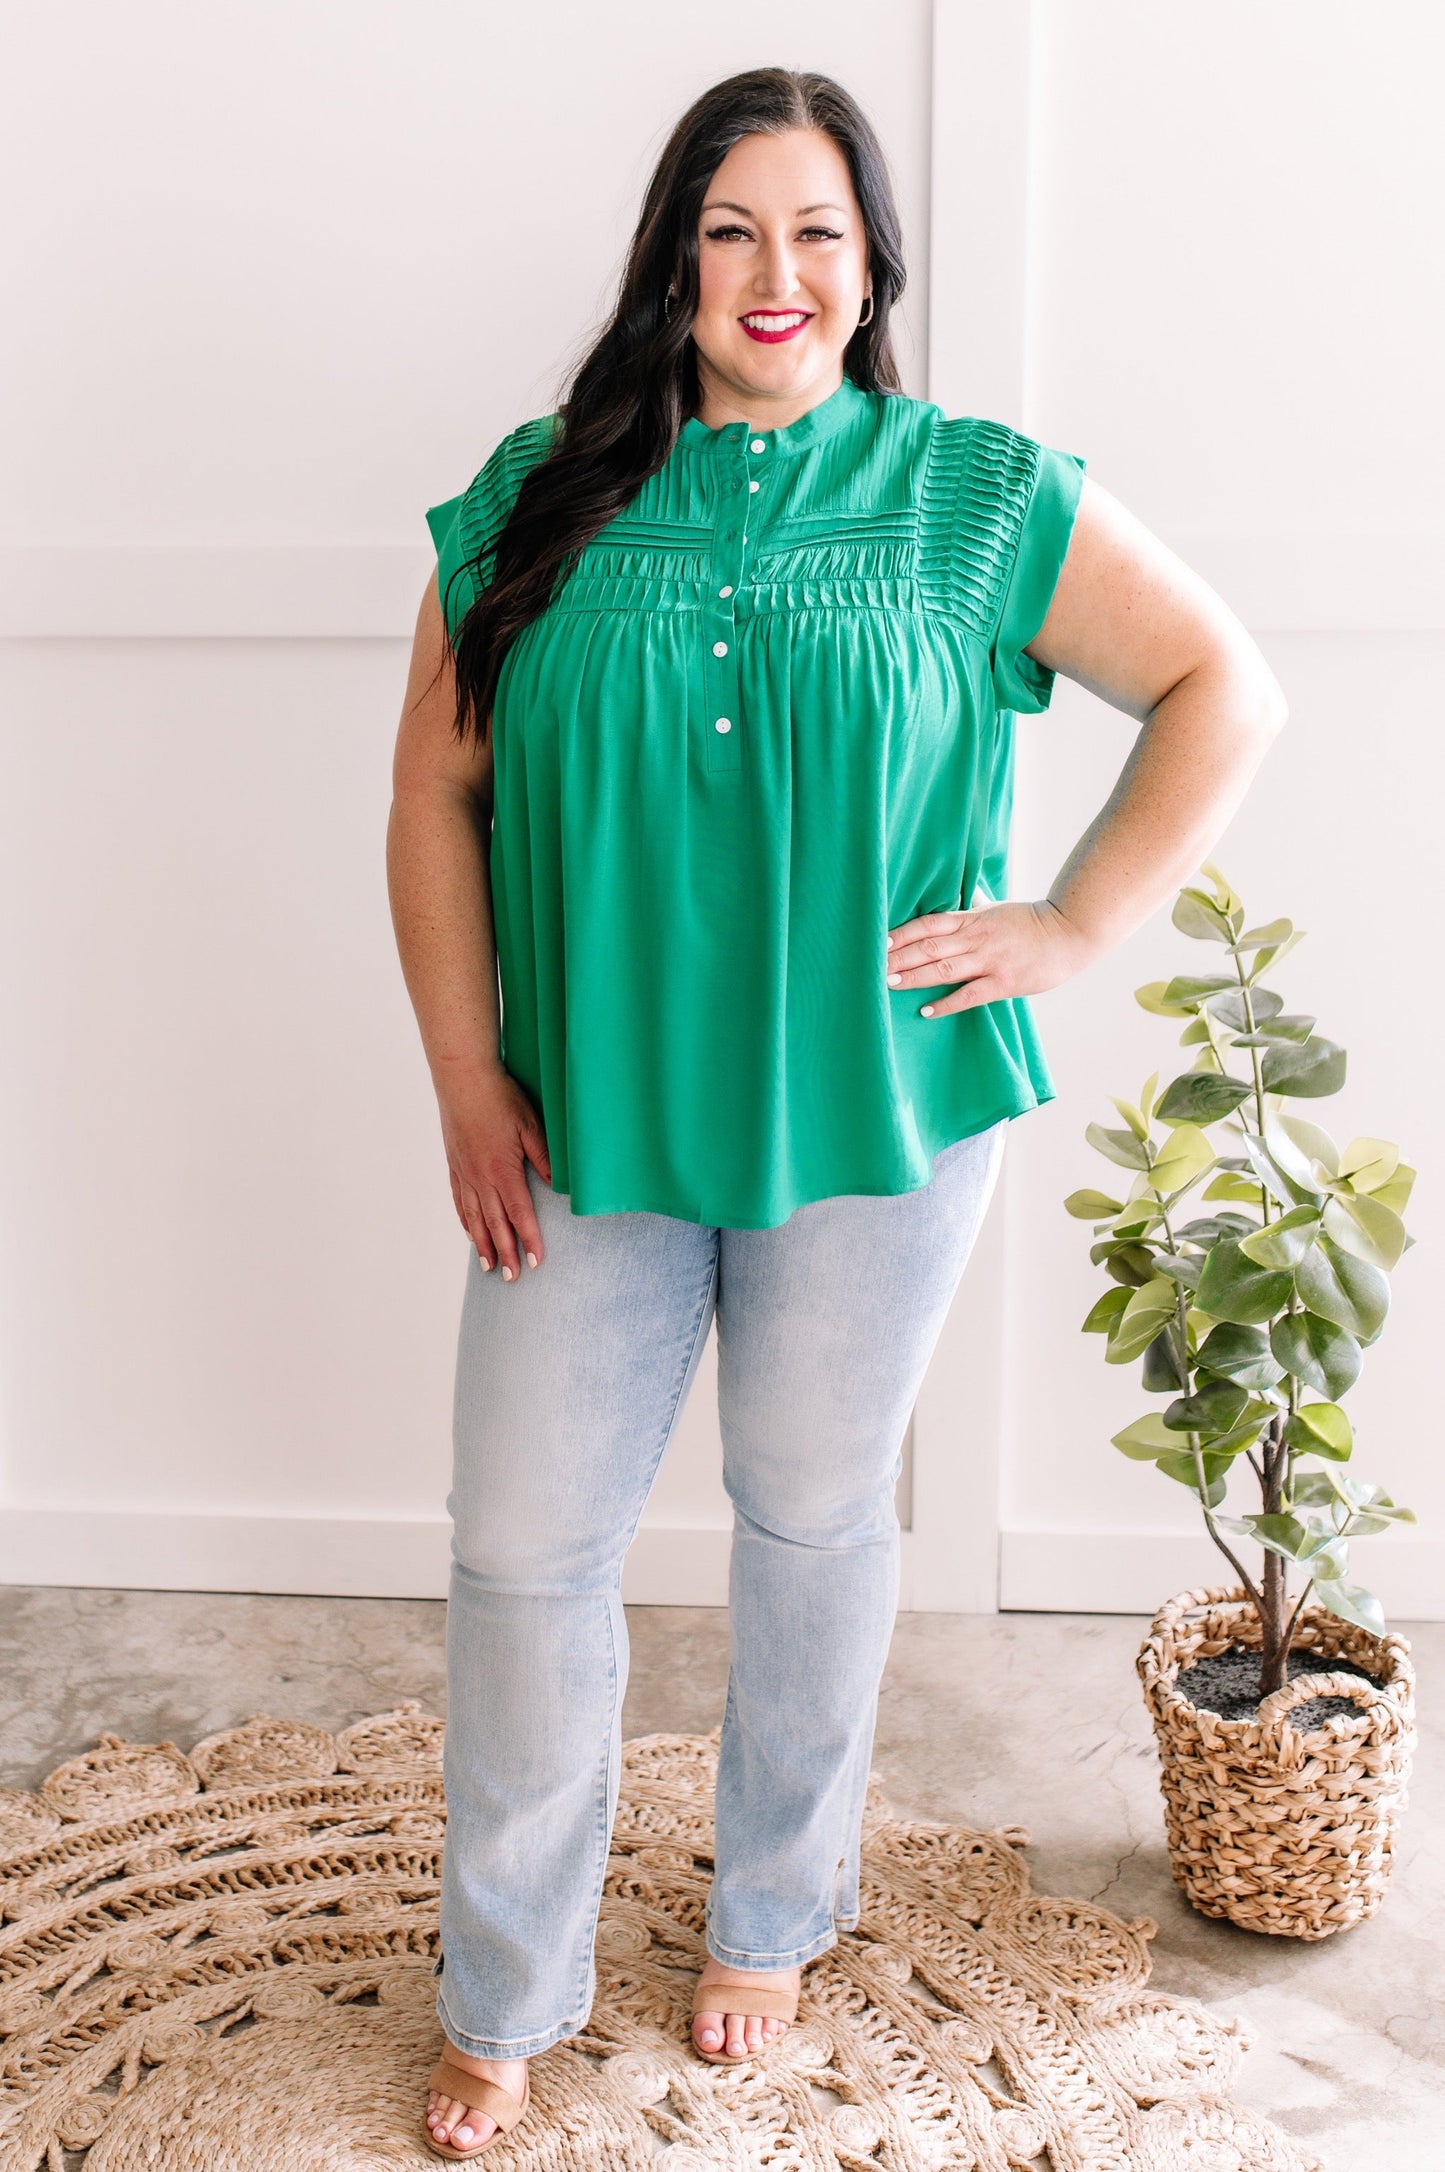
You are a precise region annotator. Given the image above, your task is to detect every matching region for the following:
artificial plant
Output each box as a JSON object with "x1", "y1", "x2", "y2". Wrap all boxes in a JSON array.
[{"x1": 1067, "y1": 864, "x2": 1416, "y2": 1696}]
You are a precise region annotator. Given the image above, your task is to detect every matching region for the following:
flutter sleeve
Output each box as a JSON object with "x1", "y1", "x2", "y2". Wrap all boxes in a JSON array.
[
  {"x1": 423, "y1": 412, "x2": 561, "y2": 645},
  {"x1": 988, "y1": 437, "x2": 1087, "y2": 715}
]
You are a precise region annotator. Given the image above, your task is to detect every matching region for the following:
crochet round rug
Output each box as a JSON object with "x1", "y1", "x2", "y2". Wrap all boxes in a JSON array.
[{"x1": 0, "y1": 1705, "x2": 1320, "y2": 2172}]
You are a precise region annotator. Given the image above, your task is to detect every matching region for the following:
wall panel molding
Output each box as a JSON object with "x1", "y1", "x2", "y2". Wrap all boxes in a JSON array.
[
  {"x1": 4, "y1": 539, "x2": 1437, "y2": 641},
  {"x1": 0, "y1": 1509, "x2": 947, "y2": 1609},
  {"x1": 1000, "y1": 1528, "x2": 1443, "y2": 1621}
]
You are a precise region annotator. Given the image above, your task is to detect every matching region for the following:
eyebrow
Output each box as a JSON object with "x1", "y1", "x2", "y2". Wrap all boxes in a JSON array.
[{"x1": 701, "y1": 201, "x2": 850, "y2": 218}]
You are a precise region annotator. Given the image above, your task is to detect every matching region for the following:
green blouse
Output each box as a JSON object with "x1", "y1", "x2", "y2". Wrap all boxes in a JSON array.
[{"x1": 424, "y1": 373, "x2": 1085, "y2": 1229}]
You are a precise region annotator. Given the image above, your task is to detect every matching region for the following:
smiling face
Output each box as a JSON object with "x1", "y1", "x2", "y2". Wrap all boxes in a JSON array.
[{"x1": 688, "y1": 127, "x2": 872, "y2": 430}]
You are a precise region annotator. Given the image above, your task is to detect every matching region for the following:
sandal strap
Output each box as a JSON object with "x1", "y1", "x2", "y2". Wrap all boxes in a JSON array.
[
  {"x1": 428, "y1": 2057, "x2": 529, "y2": 2132},
  {"x1": 690, "y1": 1982, "x2": 798, "y2": 2023}
]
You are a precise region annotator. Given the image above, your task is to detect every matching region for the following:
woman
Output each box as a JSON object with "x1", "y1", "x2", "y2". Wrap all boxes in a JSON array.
[{"x1": 388, "y1": 66, "x2": 1286, "y2": 2159}]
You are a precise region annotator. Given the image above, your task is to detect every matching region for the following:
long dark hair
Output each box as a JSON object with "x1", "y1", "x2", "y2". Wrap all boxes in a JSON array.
[{"x1": 445, "y1": 67, "x2": 908, "y2": 746}]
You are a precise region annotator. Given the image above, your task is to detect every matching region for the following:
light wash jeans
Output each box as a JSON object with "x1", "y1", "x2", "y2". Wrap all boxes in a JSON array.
[{"x1": 434, "y1": 1120, "x2": 1007, "y2": 2058}]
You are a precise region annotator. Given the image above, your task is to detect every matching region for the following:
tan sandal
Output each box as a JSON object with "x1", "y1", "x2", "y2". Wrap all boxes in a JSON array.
[
  {"x1": 421, "y1": 2053, "x2": 531, "y2": 2160},
  {"x1": 690, "y1": 1974, "x2": 800, "y2": 2064}
]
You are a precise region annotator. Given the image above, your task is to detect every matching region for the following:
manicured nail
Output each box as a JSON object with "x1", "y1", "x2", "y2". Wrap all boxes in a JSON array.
[
  {"x1": 886, "y1": 933, "x2": 896, "y2": 947},
  {"x1": 502, "y1": 1264, "x2": 513, "y2": 1280},
  {"x1": 920, "y1": 1005, "x2": 935, "y2": 1017},
  {"x1": 479, "y1": 1257, "x2": 492, "y2": 1271},
  {"x1": 700, "y1": 2027, "x2": 720, "y2": 2044},
  {"x1": 526, "y1": 1251, "x2": 538, "y2": 1267},
  {"x1": 887, "y1": 972, "x2": 902, "y2": 985}
]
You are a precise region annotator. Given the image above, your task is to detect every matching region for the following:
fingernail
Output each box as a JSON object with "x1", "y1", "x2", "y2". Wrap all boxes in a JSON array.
[
  {"x1": 886, "y1": 933, "x2": 896, "y2": 947},
  {"x1": 502, "y1": 1264, "x2": 513, "y2": 1280},
  {"x1": 479, "y1": 1257, "x2": 492, "y2": 1272},
  {"x1": 526, "y1": 1251, "x2": 538, "y2": 1267},
  {"x1": 920, "y1": 1005, "x2": 935, "y2": 1017},
  {"x1": 887, "y1": 972, "x2": 902, "y2": 986}
]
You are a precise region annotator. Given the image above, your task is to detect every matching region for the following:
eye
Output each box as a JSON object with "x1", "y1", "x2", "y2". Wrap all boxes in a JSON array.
[
  {"x1": 800, "y1": 227, "x2": 843, "y2": 240},
  {"x1": 704, "y1": 224, "x2": 750, "y2": 241}
]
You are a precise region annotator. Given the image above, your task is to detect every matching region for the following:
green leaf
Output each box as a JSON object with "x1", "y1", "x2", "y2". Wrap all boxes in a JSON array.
[
  {"x1": 1136, "y1": 979, "x2": 1197, "y2": 1018},
  {"x1": 1248, "y1": 929, "x2": 1306, "y2": 981},
  {"x1": 1179, "y1": 1016, "x2": 1213, "y2": 1045},
  {"x1": 1238, "y1": 1205, "x2": 1322, "y2": 1270},
  {"x1": 1162, "y1": 1380, "x2": 1249, "y2": 1435},
  {"x1": 1141, "y1": 1327, "x2": 1190, "y2": 1392},
  {"x1": 1065, "y1": 1188, "x2": 1126, "y2": 1220},
  {"x1": 1162, "y1": 973, "x2": 1236, "y2": 1007},
  {"x1": 1208, "y1": 986, "x2": 1282, "y2": 1032},
  {"x1": 1262, "y1": 1036, "x2": 1347, "y2": 1098},
  {"x1": 1173, "y1": 888, "x2": 1236, "y2": 944},
  {"x1": 1294, "y1": 1236, "x2": 1389, "y2": 1340},
  {"x1": 1232, "y1": 1014, "x2": 1317, "y2": 1046},
  {"x1": 1154, "y1": 1448, "x2": 1230, "y2": 1504},
  {"x1": 1096, "y1": 1240, "x2": 1158, "y2": 1287},
  {"x1": 1310, "y1": 1577, "x2": 1386, "y2": 1638},
  {"x1": 1154, "y1": 1073, "x2": 1253, "y2": 1125},
  {"x1": 1178, "y1": 1214, "x2": 1258, "y2": 1245},
  {"x1": 1290, "y1": 1469, "x2": 1347, "y2": 1508},
  {"x1": 1270, "y1": 1311, "x2": 1362, "y2": 1399},
  {"x1": 1154, "y1": 1252, "x2": 1202, "y2": 1288},
  {"x1": 1149, "y1": 1124, "x2": 1216, "y2": 1197},
  {"x1": 1106, "y1": 1276, "x2": 1181, "y2": 1364},
  {"x1": 1086, "y1": 1121, "x2": 1151, "y2": 1172},
  {"x1": 1234, "y1": 917, "x2": 1294, "y2": 953},
  {"x1": 1138, "y1": 1070, "x2": 1161, "y2": 1126},
  {"x1": 1194, "y1": 1320, "x2": 1286, "y2": 1389},
  {"x1": 1283, "y1": 1402, "x2": 1353, "y2": 1461},
  {"x1": 1336, "y1": 1138, "x2": 1400, "y2": 1193},
  {"x1": 1081, "y1": 1286, "x2": 1132, "y2": 1334},
  {"x1": 1371, "y1": 1162, "x2": 1416, "y2": 1216},
  {"x1": 1270, "y1": 1113, "x2": 1341, "y2": 1182},
  {"x1": 1111, "y1": 1413, "x2": 1178, "y2": 1458},
  {"x1": 1198, "y1": 861, "x2": 1244, "y2": 918},
  {"x1": 1110, "y1": 1095, "x2": 1149, "y2": 1141},
  {"x1": 1322, "y1": 1192, "x2": 1407, "y2": 1273},
  {"x1": 1241, "y1": 1511, "x2": 1314, "y2": 1562},
  {"x1": 1195, "y1": 1240, "x2": 1293, "y2": 1325},
  {"x1": 1202, "y1": 1171, "x2": 1271, "y2": 1206}
]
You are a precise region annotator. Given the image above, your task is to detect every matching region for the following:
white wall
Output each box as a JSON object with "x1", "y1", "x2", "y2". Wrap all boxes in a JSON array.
[
  {"x1": 962, "y1": 0, "x2": 1444, "y2": 1616},
  {"x1": 3, "y1": 0, "x2": 1440, "y2": 1619}
]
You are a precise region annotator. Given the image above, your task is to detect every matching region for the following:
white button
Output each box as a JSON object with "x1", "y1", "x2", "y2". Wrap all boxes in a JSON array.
[
  {"x1": 750, "y1": 438, "x2": 766, "y2": 453},
  {"x1": 748, "y1": 479, "x2": 760, "y2": 493},
  {"x1": 714, "y1": 717, "x2": 732, "y2": 733},
  {"x1": 718, "y1": 584, "x2": 733, "y2": 597},
  {"x1": 713, "y1": 640, "x2": 728, "y2": 656}
]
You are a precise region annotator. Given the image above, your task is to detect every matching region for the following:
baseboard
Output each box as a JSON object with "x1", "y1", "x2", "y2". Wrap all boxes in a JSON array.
[
  {"x1": 0, "y1": 1508, "x2": 736, "y2": 1604},
  {"x1": 1000, "y1": 1528, "x2": 1443, "y2": 1622},
  {"x1": 2, "y1": 1509, "x2": 955, "y2": 1610}
]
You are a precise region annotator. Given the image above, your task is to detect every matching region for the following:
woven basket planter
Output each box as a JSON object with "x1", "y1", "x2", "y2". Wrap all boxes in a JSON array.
[{"x1": 1137, "y1": 1583, "x2": 1416, "y2": 1940}]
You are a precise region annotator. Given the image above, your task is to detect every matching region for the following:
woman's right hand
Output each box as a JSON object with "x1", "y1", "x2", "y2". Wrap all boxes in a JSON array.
[{"x1": 438, "y1": 1065, "x2": 552, "y2": 1279}]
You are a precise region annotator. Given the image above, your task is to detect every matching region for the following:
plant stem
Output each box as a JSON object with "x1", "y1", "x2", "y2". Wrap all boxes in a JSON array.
[{"x1": 1190, "y1": 1433, "x2": 1265, "y2": 1613}]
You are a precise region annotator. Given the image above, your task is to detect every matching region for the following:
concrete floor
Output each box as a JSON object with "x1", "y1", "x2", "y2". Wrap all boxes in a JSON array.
[{"x1": 0, "y1": 1587, "x2": 1438, "y2": 2170}]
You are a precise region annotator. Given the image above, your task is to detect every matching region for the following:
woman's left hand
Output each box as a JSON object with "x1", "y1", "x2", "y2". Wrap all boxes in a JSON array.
[{"x1": 884, "y1": 899, "x2": 1100, "y2": 1017}]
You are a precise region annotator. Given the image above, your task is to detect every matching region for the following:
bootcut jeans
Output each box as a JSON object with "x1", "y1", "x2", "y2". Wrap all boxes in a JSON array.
[{"x1": 434, "y1": 1118, "x2": 1008, "y2": 2058}]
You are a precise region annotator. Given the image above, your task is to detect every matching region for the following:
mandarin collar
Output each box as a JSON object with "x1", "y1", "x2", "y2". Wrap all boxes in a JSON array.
[{"x1": 677, "y1": 372, "x2": 872, "y2": 457}]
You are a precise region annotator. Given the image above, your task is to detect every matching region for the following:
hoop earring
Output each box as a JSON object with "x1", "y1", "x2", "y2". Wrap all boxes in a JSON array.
[
  {"x1": 857, "y1": 293, "x2": 874, "y2": 326},
  {"x1": 664, "y1": 290, "x2": 678, "y2": 317}
]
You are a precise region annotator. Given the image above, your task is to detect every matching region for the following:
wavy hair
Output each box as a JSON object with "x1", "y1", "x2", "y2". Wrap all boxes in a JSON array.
[{"x1": 444, "y1": 66, "x2": 908, "y2": 745}]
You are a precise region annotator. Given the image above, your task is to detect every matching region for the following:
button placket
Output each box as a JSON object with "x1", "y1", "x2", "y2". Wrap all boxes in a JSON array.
[{"x1": 703, "y1": 424, "x2": 766, "y2": 774}]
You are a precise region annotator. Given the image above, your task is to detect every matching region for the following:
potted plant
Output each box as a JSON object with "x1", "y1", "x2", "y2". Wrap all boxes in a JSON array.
[{"x1": 1066, "y1": 864, "x2": 1418, "y2": 1939}]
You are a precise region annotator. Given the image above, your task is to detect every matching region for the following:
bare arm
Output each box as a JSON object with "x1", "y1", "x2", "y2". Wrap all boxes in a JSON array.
[
  {"x1": 884, "y1": 475, "x2": 1289, "y2": 1010},
  {"x1": 386, "y1": 574, "x2": 551, "y2": 1275}
]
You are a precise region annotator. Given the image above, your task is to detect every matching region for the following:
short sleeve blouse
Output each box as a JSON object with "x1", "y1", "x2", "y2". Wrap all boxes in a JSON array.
[{"x1": 424, "y1": 374, "x2": 1085, "y2": 1228}]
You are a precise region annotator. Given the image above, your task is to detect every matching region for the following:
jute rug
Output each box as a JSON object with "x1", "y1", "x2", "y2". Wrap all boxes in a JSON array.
[{"x1": 0, "y1": 1704, "x2": 1320, "y2": 2172}]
